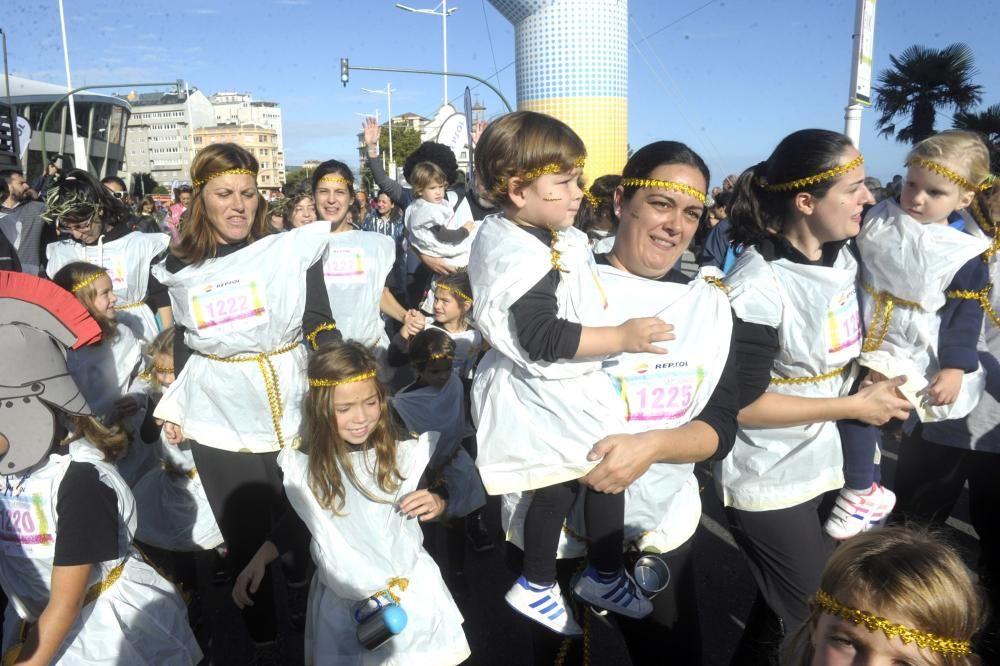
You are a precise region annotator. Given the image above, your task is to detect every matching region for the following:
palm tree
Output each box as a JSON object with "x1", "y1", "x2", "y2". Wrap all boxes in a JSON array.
[
  {"x1": 873, "y1": 43, "x2": 983, "y2": 145},
  {"x1": 954, "y1": 103, "x2": 1000, "y2": 167}
]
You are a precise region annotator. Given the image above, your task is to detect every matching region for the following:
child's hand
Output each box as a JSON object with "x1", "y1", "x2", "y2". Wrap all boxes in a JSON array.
[
  {"x1": 232, "y1": 542, "x2": 279, "y2": 609},
  {"x1": 616, "y1": 317, "x2": 675, "y2": 354},
  {"x1": 462, "y1": 221, "x2": 475, "y2": 232},
  {"x1": 163, "y1": 422, "x2": 185, "y2": 445},
  {"x1": 399, "y1": 489, "x2": 447, "y2": 521},
  {"x1": 402, "y1": 309, "x2": 424, "y2": 339},
  {"x1": 926, "y1": 368, "x2": 964, "y2": 406}
]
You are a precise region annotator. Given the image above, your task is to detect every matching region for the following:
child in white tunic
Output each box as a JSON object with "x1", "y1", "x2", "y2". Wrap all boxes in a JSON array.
[
  {"x1": 826, "y1": 131, "x2": 992, "y2": 539},
  {"x1": 404, "y1": 162, "x2": 478, "y2": 269},
  {"x1": 469, "y1": 111, "x2": 671, "y2": 635},
  {"x1": 52, "y1": 262, "x2": 156, "y2": 488},
  {"x1": 233, "y1": 343, "x2": 470, "y2": 666}
]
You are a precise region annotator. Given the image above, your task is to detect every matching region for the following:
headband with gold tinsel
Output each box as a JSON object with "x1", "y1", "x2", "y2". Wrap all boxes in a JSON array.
[
  {"x1": 582, "y1": 189, "x2": 601, "y2": 208},
  {"x1": 308, "y1": 369, "x2": 377, "y2": 388},
  {"x1": 907, "y1": 158, "x2": 996, "y2": 193},
  {"x1": 491, "y1": 156, "x2": 586, "y2": 198},
  {"x1": 436, "y1": 282, "x2": 473, "y2": 303},
  {"x1": 192, "y1": 168, "x2": 257, "y2": 188},
  {"x1": 763, "y1": 155, "x2": 865, "y2": 192},
  {"x1": 620, "y1": 178, "x2": 708, "y2": 205},
  {"x1": 814, "y1": 590, "x2": 972, "y2": 657},
  {"x1": 318, "y1": 175, "x2": 353, "y2": 185},
  {"x1": 71, "y1": 270, "x2": 107, "y2": 294}
]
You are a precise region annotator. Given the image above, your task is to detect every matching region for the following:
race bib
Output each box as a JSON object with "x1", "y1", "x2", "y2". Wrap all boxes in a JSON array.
[
  {"x1": 611, "y1": 362, "x2": 705, "y2": 427},
  {"x1": 188, "y1": 276, "x2": 269, "y2": 336},
  {"x1": 102, "y1": 254, "x2": 129, "y2": 291},
  {"x1": 0, "y1": 494, "x2": 55, "y2": 558},
  {"x1": 827, "y1": 290, "x2": 861, "y2": 353},
  {"x1": 324, "y1": 248, "x2": 367, "y2": 284}
]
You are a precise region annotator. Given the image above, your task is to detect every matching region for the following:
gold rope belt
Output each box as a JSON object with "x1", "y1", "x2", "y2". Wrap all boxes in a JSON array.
[
  {"x1": 115, "y1": 300, "x2": 147, "y2": 310},
  {"x1": 1, "y1": 560, "x2": 126, "y2": 665},
  {"x1": 769, "y1": 365, "x2": 850, "y2": 386},
  {"x1": 198, "y1": 341, "x2": 300, "y2": 448},
  {"x1": 161, "y1": 460, "x2": 199, "y2": 479},
  {"x1": 861, "y1": 283, "x2": 923, "y2": 353},
  {"x1": 946, "y1": 282, "x2": 1000, "y2": 331}
]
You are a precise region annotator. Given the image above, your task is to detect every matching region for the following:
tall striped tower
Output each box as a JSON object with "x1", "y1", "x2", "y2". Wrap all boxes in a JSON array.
[{"x1": 488, "y1": 0, "x2": 628, "y2": 180}]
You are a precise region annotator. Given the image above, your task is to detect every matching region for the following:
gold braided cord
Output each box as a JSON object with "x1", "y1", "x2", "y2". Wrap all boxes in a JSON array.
[
  {"x1": 582, "y1": 189, "x2": 601, "y2": 208},
  {"x1": 384, "y1": 576, "x2": 409, "y2": 605},
  {"x1": 114, "y1": 300, "x2": 146, "y2": 310},
  {"x1": 947, "y1": 283, "x2": 1000, "y2": 331},
  {"x1": 193, "y1": 168, "x2": 257, "y2": 188},
  {"x1": 308, "y1": 368, "x2": 377, "y2": 388},
  {"x1": 200, "y1": 342, "x2": 300, "y2": 448},
  {"x1": 769, "y1": 365, "x2": 849, "y2": 386},
  {"x1": 70, "y1": 270, "x2": 105, "y2": 294},
  {"x1": 427, "y1": 352, "x2": 452, "y2": 361},
  {"x1": 83, "y1": 560, "x2": 126, "y2": 606},
  {"x1": 161, "y1": 460, "x2": 198, "y2": 479},
  {"x1": 763, "y1": 155, "x2": 865, "y2": 192},
  {"x1": 814, "y1": 590, "x2": 972, "y2": 656},
  {"x1": 860, "y1": 283, "x2": 923, "y2": 354},
  {"x1": 306, "y1": 322, "x2": 338, "y2": 351},
  {"x1": 435, "y1": 282, "x2": 473, "y2": 303},
  {"x1": 907, "y1": 158, "x2": 994, "y2": 193},
  {"x1": 702, "y1": 275, "x2": 729, "y2": 292},
  {"x1": 154, "y1": 365, "x2": 174, "y2": 374},
  {"x1": 548, "y1": 227, "x2": 567, "y2": 273},
  {"x1": 491, "y1": 156, "x2": 586, "y2": 198},
  {"x1": 318, "y1": 175, "x2": 352, "y2": 185},
  {"x1": 620, "y1": 178, "x2": 708, "y2": 205},
  {"x1": 969, "y1": 197, "x2": 999, "y2": 263}
]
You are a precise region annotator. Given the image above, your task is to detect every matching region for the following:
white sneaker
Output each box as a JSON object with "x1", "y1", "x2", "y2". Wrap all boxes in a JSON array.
[
  {"x1": 505, "y1": 576, "x2": 582, "y2": 636},
  {"x1": 573, "y1": 567, "x2": 653, "y2": 619},
  {"x1": 824, "y1": 483, "x2": 896, "y2": 540}
]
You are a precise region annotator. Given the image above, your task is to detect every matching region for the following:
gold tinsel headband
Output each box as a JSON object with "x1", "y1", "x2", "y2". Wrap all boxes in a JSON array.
[
  {"x1": 193, "y1": 168, "x2": 257, "y2": 188},
  {"x1": 436, "y1": 282, "x2": 473, "y2": 303},
  {"x1": 308, "y1": 369, "x2": 377, "y2": 388},
  {"x1": 763, "y1": 155, "x2": 865, "y2": 192},
  {"x1": 71, "y1": 270, "x2": 106, "y2": 294},
  {"x1": 907, "y1": 158, "x2": 996, "y2": 193},
  {"x1": 492, "y1": 156, "x2": 586, "y2": 198},
  {"x1": 814, "y1": 590, "x2": 972, "y2": 656},
  {"x1": 620, "y1": 178, "x2": 707, "y2": 205},
  {"x1": 582, "y1": 189, "x2": 601, "y2": 208},
  {"x1": 318, "y1": 176, "x2": 352, "y2": 185}
]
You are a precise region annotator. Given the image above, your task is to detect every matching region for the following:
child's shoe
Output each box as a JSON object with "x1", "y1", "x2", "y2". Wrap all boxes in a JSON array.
[
  {"x1": 504, "y1": 575, "x2": 582, "y2": 636},
  {"x1": 824, "y1": 483, "x2": 897, "y2": 539},
  {"x1": 572, "y1": 566, "x2": 653, "y2": 619}
]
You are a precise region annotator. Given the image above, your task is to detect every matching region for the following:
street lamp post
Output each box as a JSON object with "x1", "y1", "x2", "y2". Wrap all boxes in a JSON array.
[
  {"x1": 361, "y1": 84, "x2": 395, "y2": 172},
  {"x1": 396, "y1": 2, "x2": 457, "y2": 107}
]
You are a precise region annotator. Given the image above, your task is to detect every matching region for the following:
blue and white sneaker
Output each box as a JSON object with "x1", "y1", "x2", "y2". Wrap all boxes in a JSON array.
[
  {"x1": 504, "y1": 576, "x2": 583, "y2": 636},
  {"x1": 573, "y1": 566, "x2": 653, "y2": 619}
]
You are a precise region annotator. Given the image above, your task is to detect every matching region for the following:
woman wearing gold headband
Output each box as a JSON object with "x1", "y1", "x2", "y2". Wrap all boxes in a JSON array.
[
  {"x1": 309, "y1": 159, "x2": 408, "y2": 375},
  {"x1": 712, "y1": 129, "x2": 913, "y2": 662},
  {"x1": 44, "y1": 168, "x2": 171, "y2": 346},
  {"x1": 784, "y1": 526, "x2": 984, "y2": 665},
  {"x1": 151, "y1": 142, "x2": 340, "y2": 654}
]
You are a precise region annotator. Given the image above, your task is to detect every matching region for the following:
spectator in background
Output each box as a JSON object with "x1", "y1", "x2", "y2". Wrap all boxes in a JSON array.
[
  {"x1": 0, "y1": 177, "x2": 22, "y2": 271},
  {"x1": 166, "y1": 184, "x2": 192, "y2": 240},
  {"x1": 32, "y1": 155, "x2": 63, "y2": 198},
  {"x1": 362, "y1": 190, "x2": 407, "y2": 303},
  {"x1": 101, "y1": 176, "x2": 159, "y2": 233},
  {"x1": 136, "y1": 196, "x2": 162, "y2": 232},
  {"x1": 355, "y1": 189, "x2": 371, "y2": 222},
  {"x1": 0, "y1": 168, "x2": 50, "y2": 275}
]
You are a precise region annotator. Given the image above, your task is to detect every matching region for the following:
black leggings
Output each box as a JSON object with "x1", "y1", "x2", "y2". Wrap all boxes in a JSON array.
[
  {"x1": 191, "y1": 443, "x2": 307, "y2": 643},
  {"x1": 522, "y1": 481, "x2": 624, "y2": 585}
]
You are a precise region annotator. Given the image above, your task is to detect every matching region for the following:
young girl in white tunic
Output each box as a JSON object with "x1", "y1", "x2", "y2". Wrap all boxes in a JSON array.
[
  {"x1": 232, "y1": 343, "x2": 471, "y2": 666},
  {"x1": 469, "y1": 111, "x2": 672, "y2": 635},
  {"x1": 52, "y1": 262, "x2": 157, "y2": 488},
  {"x1": 44, "y1": 169, "x2": 171, "y2": 345},
  {"x1": 827, "y1": 130, "x2": 993, "y2": 540}
]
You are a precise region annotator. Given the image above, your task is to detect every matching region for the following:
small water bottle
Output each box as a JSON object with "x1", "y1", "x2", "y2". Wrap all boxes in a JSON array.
[{"x1": 356, "y1": 604, "x2": 408, "y2": 650}]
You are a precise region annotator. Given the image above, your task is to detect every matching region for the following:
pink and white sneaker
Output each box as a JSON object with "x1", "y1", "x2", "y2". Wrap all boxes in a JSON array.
[{"x1": 823, "y1": 483, "x2": 897, "y2": 540}]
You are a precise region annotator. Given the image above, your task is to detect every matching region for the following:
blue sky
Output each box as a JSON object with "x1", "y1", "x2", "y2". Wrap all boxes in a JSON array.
[{"x1": 8, "y1": 0, "x2": 1000, "y2": 188}]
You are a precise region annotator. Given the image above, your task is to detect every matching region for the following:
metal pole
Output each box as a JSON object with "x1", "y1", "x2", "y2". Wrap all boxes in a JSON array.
[
  {"x1": 348, "y1": 64, "x2": 513, "y2": 113},
  {"x1": 844, "y1": 0, "x2": 876, "y2": 148},
  {"x1": 0, "y1": 29, "x2": 11, "y2": 111},
  {"x1": 57, "y1": 0, "x2": 85, "y2": 168},
  {"x1": 442, "y1": 0, "x2": 448, "y2": 106}
]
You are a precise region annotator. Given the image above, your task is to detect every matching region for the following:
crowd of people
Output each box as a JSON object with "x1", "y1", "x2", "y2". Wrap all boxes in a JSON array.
[{"x1": 0, "y1": 109, "x2": 997, "y2": 666}]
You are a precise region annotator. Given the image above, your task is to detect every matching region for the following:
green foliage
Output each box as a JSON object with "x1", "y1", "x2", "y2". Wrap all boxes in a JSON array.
[
  {"x1": 360, "y1": 122, "x2": 424, "y2": 192},
  {"x1": 283, "y1": 167, "x2": 312, "y2": 194},
  {"x1": 953, "y1": 103, "x2": 1000, "y2": 168}
]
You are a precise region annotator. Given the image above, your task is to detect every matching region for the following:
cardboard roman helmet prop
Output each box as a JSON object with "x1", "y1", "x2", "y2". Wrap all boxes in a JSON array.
[{"x1": 0, "y1": 271, "x2": 102, "y2": 475}]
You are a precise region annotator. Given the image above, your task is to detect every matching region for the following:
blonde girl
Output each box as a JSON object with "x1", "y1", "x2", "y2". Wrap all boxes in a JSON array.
[
  {"x1": 784, "y1": 526, "x2": 984, "y2": 666},
  {"x1": 233, "y1": 343, "x2": 470, "y2": 665}
]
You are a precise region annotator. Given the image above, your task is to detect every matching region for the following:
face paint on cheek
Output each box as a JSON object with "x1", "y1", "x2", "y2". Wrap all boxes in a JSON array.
[{"x1": 542, "y1": 193, "x2": 563, "y2": 202}]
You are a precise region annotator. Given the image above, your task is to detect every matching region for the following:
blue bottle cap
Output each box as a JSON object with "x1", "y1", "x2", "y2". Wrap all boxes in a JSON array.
[{"x1": 383, "y1": 605, "x2": 408, "y2": 634}]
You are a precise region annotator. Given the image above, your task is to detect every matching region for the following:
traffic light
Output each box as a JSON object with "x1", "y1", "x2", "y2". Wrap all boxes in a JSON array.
[{"x1": 340, "y1": 59, "x2": 350, "y2": 87}]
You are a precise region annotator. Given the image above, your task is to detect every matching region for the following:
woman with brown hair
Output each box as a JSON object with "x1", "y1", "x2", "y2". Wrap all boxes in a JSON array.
[{"x1": 151, "y1": 142, "x2": 340, "y2": 656}]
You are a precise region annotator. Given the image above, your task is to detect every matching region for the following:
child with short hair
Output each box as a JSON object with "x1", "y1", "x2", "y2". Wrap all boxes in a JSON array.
[
  {"x1": 233, "y1": 343, "x2": 470, "y2": 665},
  {"x1": 404, "y1": 161, "x2": 478, "y2": 266},
  {"x1": 784, "y1": 526, "x2": 984, "y2": 665},
  {"x1": 826, "y1": 130, "x2": 993, "y2": 540},
  {"x1": 469, "y1": 111, "x2": 671, "y2": 635}
]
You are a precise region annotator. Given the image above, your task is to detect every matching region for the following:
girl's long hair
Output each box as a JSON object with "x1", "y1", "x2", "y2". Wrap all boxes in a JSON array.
[
  {"x1": 51, "y1": 261, "x2": 117, "y2": 340},
  {"x1": 65, "y1": 415, "x2": 128, "y2": 462},
  {"x1": 301, "y1": 343, "x2": 403, "y2": 513}
]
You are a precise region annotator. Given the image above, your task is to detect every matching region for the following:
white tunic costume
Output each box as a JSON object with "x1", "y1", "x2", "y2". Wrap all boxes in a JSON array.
[
  {"x1": 47, "y1": 232, "x2": 170, "y2": 345},
  {"x1": 0, "y1": 440, "x2": 202, "y2": 664},
  {"x1": 404, "y1": 197, "x2": 479, "y2": 264},
  {"x1": 390, "y1": 374, "x2": 486, "y2": 519},
  {"x1": 716, "y1": 245, "x2": 861, "y2": 511},
  {"x1": 279, "y1": 434, "x2": 470, "y2": 665},
  {"x1": 857, "y1": 199, "x2": 988, "y2": 421},
  {"x1": 152, "y1": 223, "x2": 331, "y2": 452},
  {"x1": 419, "y1": 318, "x2": 485, "y2": 382},
  {"x1": 132, "y1": 433, "x2": 224, "y2": 551},
  {"x1": 503, "y1": 266, "x2": 733, "y2": 556},
  {"x1": 469, "y1": 215, "x2": 625, "y2": 494}
]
